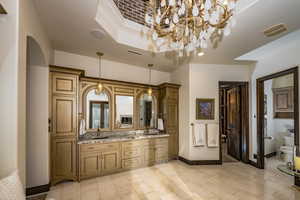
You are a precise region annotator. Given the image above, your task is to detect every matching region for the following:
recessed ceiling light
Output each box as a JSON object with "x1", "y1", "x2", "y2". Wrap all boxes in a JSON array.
[
  {"x1": 198, "y1": 52, "x2": 204, "y2": 57},
  {"x1": 90, "y1": 29, "x2": 106, "y2": 40}
]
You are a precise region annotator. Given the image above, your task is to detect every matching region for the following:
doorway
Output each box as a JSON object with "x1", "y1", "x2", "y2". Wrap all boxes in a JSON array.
[
  {"x1": 219, "y1": 81, "x2": 249, "y2": 164},
  {"x1": 256, "y1": 67, "x2": 299, "y2": 185}
]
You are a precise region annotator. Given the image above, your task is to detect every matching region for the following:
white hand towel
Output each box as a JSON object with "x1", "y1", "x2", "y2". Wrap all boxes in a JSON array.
[
  {"x1": 79, "y1": 119, "x2": 86, "y2": 136},
  {"x1": 193, "y1": 123, "x2": 206, "y2": 147},
  {"x1": 158, "y1": 118, "x2": 164, "y2": 131},
  {"x1": 207, "y1": 123, "x2": 219, "y2": 147}
]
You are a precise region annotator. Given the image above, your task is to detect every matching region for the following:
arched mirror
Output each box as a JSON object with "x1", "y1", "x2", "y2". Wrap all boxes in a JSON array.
[
  {"x1": 138, "y1": 94, "x2": 157, "y2": 129},
  {"x1": 85, "y1": 89, "x2": 110, "y2": 130}
]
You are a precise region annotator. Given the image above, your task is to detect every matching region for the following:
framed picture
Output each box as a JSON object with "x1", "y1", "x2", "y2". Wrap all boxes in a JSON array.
[{"x1": 196, "y1": 98, "x2": 215, "y2": 120}]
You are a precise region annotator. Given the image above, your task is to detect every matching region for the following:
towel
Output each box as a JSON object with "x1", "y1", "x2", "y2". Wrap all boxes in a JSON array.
[
  {"x1": 193, "y1": 123, "x2": 206, "y2": 147},
  {"x1": 79, "y1": 119, "x2": 86, "y2": 136},
  {"x1": 158, "y1": 118, "x2": 164, "y2": 131},
  {"x1": 207, "y1": 123, "x2": 219, "y2": 147}
]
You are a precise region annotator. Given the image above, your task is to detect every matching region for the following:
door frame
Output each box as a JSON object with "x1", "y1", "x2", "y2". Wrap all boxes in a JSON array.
[
  {"x1": 219, "y1": 81, "x2": 250, "y2": 164},
  {"x1": 256, "y1": 67, "x2": 299, "y2": 170}
]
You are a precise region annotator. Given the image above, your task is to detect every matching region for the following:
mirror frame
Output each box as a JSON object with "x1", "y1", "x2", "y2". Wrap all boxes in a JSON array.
[
  {"x1": 136, "y1": 91, "x2": 158, "y2": 129},
  {"x1": 114, "y1": 94, "x2": 135, "y2": 130},
  {"x1": 82, "y1": 85, "x2": 113, "y2": 132}
]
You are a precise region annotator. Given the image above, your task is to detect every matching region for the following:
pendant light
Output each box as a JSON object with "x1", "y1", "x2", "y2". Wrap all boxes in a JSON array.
[
  {"x1": 95, "y1": 52, "x2": 104, "y2": 95},
  {"x1": 147, "y1": 64, "x2": 153, "y2": 96}
]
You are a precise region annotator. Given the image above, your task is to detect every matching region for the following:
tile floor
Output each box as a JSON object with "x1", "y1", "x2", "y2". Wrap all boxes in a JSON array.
[{"x1": 47, "y1": 160, "x2": 300, "y2": 200}]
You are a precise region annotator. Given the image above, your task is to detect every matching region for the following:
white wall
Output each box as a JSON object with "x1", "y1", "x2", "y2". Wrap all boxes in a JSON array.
[
  {"x1": 0, "y1": 0, "x2": 19, "y2": 179},
  {"x1": 18, "y1": 0, "x2": 53, "y2": 185},
  {"x1": 26, "y1": 65, "x2": 49, "y2": 188},
  {"x1": 171, "y1": 63, "x2": 252, "y2": 161},
  {"x1": 249, "y1": 29, "x2": 300, "y2": 161},
  {"x1": 171, "y1": 64, "x2": 190, "y2": 159},
  {"x1": 53, "y1": 50, "x2": 171, "y2": 85},
  {"x1": 188, "y1": 64, "x2": 251, "y2": 160}
]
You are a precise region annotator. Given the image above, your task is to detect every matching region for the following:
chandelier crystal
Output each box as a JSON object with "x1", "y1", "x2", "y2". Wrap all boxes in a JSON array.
[{"x1": 145, "y1": 0, "x2": 238, "y2": 56}]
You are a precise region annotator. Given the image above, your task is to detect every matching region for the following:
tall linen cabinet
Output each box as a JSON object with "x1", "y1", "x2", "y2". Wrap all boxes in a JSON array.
[
  {"x1": 50, "y1": 67, "x2": 83, "y2": 184},
  {"x1": 159, "y1": 83, "x2": 180, "y2": 160}
]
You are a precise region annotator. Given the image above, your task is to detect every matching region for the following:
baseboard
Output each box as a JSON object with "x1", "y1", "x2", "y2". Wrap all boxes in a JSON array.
[
  {"x1": 295, "y1": 176, "x2": 300, "y2": 187},
  {"x1": 26, "y1": 183, "x2": 50, "y2": 196},
  {"x1": 178, "y1": 156, "x2": 222, "y2": 165},
  {"x1": 265, "y1": 152, "x2": 277, "y2": 158},
  {"x1": 248, "y1": 160, "x2": 258, "y2": 168}
]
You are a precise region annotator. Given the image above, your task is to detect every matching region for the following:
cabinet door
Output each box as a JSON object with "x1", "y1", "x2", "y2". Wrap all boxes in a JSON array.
[
  {"x1": 168, "y1": 132, "x2": 178, "y2": 159},
  {"x1": 80, "y1": 153, "x2": 101, "y2": 178},
  {"x1": 144, "y1": 146, "x2": 156, "y2": 165},
  {"x1": 101, "y1": 151, "x2": 120, "y2": 174},
  {"x1": 166, "y1": 101, "x2": 179, "y2": 159},
  {"x1": 166, "y1": 102, "x2": 178, "y2": 129},
  {"x1": 52, "y1": 138, "x2": 76, "y2": 183},
  {"x1": 52, "y1": 96, "x2": 77, "y2": 137},
  {"x1": 52, "y1": 73, "x2": 77, "y2": 95}
]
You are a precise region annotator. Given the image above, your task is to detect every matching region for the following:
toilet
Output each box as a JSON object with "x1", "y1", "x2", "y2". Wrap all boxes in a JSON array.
[{"x1": 279, "y1": 135, "x2": 294, "y2": 163}]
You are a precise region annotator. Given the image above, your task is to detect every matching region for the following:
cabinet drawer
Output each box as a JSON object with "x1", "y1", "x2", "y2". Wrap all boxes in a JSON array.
[
  {"x1": 152, "y1": 138, "x2": 168, "y2": 146},
  {"x1": 122, "y1": 140, "x2": 146, "y2": 148},
  {"x1": 155, "y1": 146, "x2": 168, "y2": 158},
  {"x1": 81, "y1": 143, "x2": 119, "y2": 152},
  {"x1": 101, "y1": 143, "x2": 119, "y2": 152},
  {"x1": 81, "y1": 144, "x2": 103, "y2": 152},
  {"x1": 122, "y1": 157, "x2": 142, "y2": 169},
  {"x1": 122, "y1": 146, "x2": 142, "y2": 159}
]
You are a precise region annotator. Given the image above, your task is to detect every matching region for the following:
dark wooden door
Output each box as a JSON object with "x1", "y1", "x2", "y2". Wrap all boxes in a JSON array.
[{"x1": 226, "y1": 87, "x2": 241, "y2": 160}]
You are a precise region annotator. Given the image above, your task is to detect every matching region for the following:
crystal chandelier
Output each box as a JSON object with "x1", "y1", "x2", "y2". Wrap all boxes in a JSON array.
[{"x1": 145, "y1": 0, "x2": 238, "y2": 56}]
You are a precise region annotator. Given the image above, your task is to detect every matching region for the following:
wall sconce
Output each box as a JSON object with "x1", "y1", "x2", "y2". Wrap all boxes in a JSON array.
[{"x1": 0, "y1": 3, "x2": 7, "y2": 15}]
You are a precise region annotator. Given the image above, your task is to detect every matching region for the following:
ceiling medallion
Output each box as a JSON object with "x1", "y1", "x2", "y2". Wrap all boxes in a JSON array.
[{"x1": 145, "y1": 0, "x2": 237, "y2": 56}]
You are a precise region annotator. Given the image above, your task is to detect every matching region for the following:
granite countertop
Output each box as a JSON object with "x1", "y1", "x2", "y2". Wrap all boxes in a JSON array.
[{"x1": 78, "y1": 130, "x2": 169, "y2": 144}]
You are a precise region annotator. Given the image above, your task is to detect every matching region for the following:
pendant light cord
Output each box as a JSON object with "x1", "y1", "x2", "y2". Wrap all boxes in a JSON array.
[
  {"x1": 148, "y1": 64, "x2": 153, "y2": 85},
  {"x1": 99, "y1": 56, "x2": 101, "y2": 81},
  {"x1": 97, "y1": 52, "x2": 104, "y2": 81}
]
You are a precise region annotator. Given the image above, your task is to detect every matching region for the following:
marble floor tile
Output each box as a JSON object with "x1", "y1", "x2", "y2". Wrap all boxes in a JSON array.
[{"x1": 47, "y1": 160, "x2": 300, "y2": 200}]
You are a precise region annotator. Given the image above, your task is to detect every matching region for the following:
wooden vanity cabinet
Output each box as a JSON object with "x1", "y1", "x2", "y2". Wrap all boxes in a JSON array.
[
  {"x1": 79, "y1": 137, "x2": 168, "y2": 180},
  {"x1": 80, "y1": 151, "x2": 120, "y2": 179},
  {"x1": 79, "y1": 143, "x2": 121, "y2": 180}
]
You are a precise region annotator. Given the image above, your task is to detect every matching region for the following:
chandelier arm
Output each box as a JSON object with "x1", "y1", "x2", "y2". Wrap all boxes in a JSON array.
[{"x1": 160, "y1": 6, "x2": 171, "y2": 22}]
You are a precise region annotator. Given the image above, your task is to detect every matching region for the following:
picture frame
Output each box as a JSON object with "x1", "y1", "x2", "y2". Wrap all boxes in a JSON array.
[{"x1": 196, "y1": 98, "x2": 215, "y2": 120}]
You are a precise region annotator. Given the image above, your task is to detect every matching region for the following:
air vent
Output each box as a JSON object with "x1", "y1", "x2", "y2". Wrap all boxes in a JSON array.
[
  {"x1": 263, "y1": 24, "x2": 287, "y2": 37},
  {"x1": 128, "y1": 50, "x2": 142, "y2": 56},
  {"x1": 0, "y1": 3, "x2": 7, "y2": 14}
]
